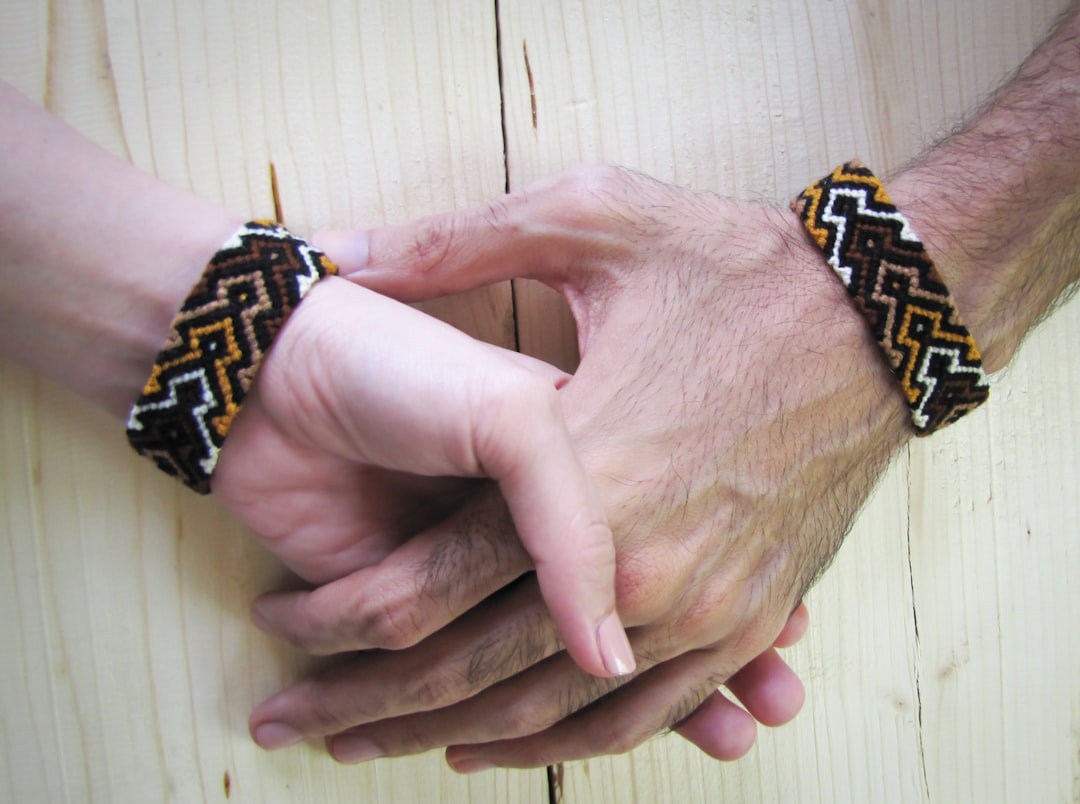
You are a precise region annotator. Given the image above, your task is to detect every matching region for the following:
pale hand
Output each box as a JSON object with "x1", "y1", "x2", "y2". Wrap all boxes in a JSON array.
[{"x1": 214, "y1": 275, "x2": 632, "y2": 683}]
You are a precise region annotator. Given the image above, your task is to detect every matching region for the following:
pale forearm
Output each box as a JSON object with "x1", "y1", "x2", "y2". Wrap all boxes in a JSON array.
[
  {"x1": 0, "y1": 82, "x2": 242, "y2": 415},
  {"x1": 890, "y1": 4, "x2": 1080, "y2": 373}
]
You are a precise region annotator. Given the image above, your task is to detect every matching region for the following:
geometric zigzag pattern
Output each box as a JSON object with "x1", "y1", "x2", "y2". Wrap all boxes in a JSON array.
[
  {"x1": 126, "y1": 220, "x2": 338, "y2": 492},
  {"x1": 791, "y1": 161, "x2": 989, "y2": 435}
]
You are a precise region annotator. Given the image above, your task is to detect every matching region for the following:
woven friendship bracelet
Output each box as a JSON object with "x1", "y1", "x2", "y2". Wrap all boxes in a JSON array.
[
  {"x1": 126, "y1": 220, "x2": 338, "y2": 492},
  {"x1": 791, "y1": 161, "x2": 989, "y2": 435}
]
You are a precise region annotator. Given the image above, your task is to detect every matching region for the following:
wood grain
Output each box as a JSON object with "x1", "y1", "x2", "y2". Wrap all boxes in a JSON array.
[{"x1": 2, "y1": 1, "x2": 1079, "y2": 802}]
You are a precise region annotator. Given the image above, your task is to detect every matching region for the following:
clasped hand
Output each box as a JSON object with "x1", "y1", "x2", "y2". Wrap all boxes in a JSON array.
[{"x1": 220, "y1": 166, "x2": 909, "y2": 769}]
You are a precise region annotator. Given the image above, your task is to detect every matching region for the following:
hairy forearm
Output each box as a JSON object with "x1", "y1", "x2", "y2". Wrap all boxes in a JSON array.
[
  {"x1": 889, "y1": 4, "x2": 1080, "y2": 373},
  {"x1": 0, "y1": 82, "x2": 241, "y2": 415}
]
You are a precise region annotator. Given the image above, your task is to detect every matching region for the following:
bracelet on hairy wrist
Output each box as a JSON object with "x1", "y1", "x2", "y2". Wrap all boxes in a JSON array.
[
  {"x1": 126, "y1": 220, "x2": 338, "y2": 492},
  {"x1": 791, "y1": 160, "x2": 989, "y2": 435}
]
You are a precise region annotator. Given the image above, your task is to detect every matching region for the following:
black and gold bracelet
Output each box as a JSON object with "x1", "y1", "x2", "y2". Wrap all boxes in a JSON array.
[
  {"x1": 126, "y1": 220, "x2": 338, "y2": 492},
  {"x1": 792, "y1": 161, "x2": 989, "y2": 435}
]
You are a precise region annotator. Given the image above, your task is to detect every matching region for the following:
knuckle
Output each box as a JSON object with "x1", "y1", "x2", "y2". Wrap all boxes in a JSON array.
[
  {"x1": 558, "y1": 164, "x2": 628, "y2": 220},
  {"x1": 604, "y1": 719, "x2": 658, "y2": 757},
  {"x1": 571, "y1": 521, "x2": 617, "y2": 571},
  {"x1": 497, "y1": 699, "x2": 553, "y2": 738},
  {"x1": 478, "y1": 194, "x2": 515, "y2": 232},
  {"x1": 367, "y1": 607, "x2": 421, "y2": 651},
  {"x1": 670, "y1": 580, "x2": 785, "y2": 660},
  {"x1": 476, "y1": 375, "x2": 557, "y2": 460},
  {"x1": 729, "y1": 608, "x2": 786, "y2": 658},
  {"x1": 355, "y1": 590, "x2": 424, "y2": 651},
  {"x1": 408, "y1": 215, "x2": 460, "y2": 273},
  {"x1": 669, "y1": 586, "x2": 734, "y2": 645},
  {"x1": 408, "y1": 218, "x2": 451, "y2": 265},
  {"x1": 407, "y1": 197, "x2": 516, "y2": 275},
  {"x1": 492, "y1": 371, "x2": 549, "y2": 416},
  {"x1": 562, "y1": 163, "x2": 625, "y2": 194},
  {"x1": 616, "y1": 549, "x2": 681, "y2": 623},
  {"x1": 407, "y1": 667, "x2": 465, "y2": 711}
]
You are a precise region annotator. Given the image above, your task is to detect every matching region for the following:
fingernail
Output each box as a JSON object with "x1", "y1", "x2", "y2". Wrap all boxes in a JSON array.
[
  {"x1": 331, "y1": 735, "x2": 384, "y2": 764},
  {"x1": 312, "y1": 229, "x2": 369, "y2": 273},
  {"x1": 253, "y1": 722, "x2": 304, "y2": 750},
  {"x1": 450, "y1": 757, "x2": 496, "y2": 774},
  {"x1": 596, "y1": 613, "x2": 636, "y2": 677}
]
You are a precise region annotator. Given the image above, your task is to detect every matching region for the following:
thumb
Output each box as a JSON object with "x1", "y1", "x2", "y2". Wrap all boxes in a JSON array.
[{"x1": 484, "y1": 381, "x2": 635, "y2": 680}]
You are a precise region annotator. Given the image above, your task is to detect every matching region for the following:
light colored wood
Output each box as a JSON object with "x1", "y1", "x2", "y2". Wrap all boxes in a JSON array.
[
  {"x1": 4, "y1": 1, "x2": 1080, "y2": 803},
  {"x1": 909, "y1": 307, "x2": 1080, "y2": 804},
  {"x1": 498, "y1": 1, "x2": 1080, "y2": 802},
  {"x1": 0, "y1": 1, "x2": 538, "y2": 802}
]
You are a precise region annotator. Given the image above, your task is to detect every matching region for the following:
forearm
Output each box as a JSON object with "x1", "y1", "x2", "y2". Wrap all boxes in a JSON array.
[
  {"x1": 0, "y1": 82, "x2": 242, "y2": 416},
  {"x1": 889, "y1": 4, "x2": 1080, "y2": 373}
]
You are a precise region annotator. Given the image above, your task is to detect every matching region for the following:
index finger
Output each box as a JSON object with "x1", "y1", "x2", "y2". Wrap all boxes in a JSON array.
[{"x1": 312, "y1": 165, "x2": 642, "y2": 301}]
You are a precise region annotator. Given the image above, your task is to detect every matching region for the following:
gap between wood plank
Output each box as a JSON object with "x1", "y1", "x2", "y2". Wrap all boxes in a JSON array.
[
  {"x1": 493, "y1": 0, "x2": 522, "y2": 355},
  {"x1": 493, "y1": 5, "x2": 561, "y2": 801}
]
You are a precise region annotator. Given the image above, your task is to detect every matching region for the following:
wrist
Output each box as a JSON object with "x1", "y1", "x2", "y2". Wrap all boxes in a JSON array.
[
  {"x1": 12, "y1": 184, "x2": 241, "y2": 418},
  {"x1": 884, "y1": 8, "x2": 1080, "y2": 374},
  {"x1": 0, "y1": 83, "x2": 243, "y2": 416},
  {"x1": 883, "y1": 170, "x2": 1025, "y2": 375},
  {"x1": 765, "y1": 206, "x2": 911, "y2": 472},
  {"x1": 127, "y1": 221, "x2": 336, "y2": 492},
  {"x1": 107, "y1": 196, "x2": 244, "y2": 416},
  {"x1": 886, "y1": 164, "x2": 1080, "y2": 375}
]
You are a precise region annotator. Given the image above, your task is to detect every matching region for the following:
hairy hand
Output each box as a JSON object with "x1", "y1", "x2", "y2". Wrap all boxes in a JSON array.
[{"x1": 249, "y1": 166, "x2": 911, "y2": 767}]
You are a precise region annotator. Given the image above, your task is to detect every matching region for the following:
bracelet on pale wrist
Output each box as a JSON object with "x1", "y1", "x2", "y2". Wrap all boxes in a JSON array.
[{"x1": 126, "y1": 220, "x2": 338, "y2": 492}]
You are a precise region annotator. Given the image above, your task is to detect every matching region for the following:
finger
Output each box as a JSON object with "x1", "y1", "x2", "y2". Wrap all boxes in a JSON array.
[
  {"x1": 324, "y1": 659, "x2": 761, "y2": 767},
  {"x1": 322, "y1": 649, "x2": 626, "y2": 764},
  {"x1": 250, "y1": 579, "x2": 564, "y2": 750},
  {"x1": 724, "y1": 647, "x2": 806, "y2": 728},
  {"x1": 672, "y1": 691, "x2": 758, "y2": 761},
  {"x1": 668, "y1": 616, "x2": 810, "y2": 758},
  {"x1": 480, "y1": 379, "x2": 633, "y2": 679},
  {"x1": 665, "y1": 614, "x2": 809, "y2": 759},
  {"x1": 773, "y1": 602, "x2": 809, "y2": 649},
  {"x1": 252, "y1": 570, "x2": 764, "y2": 758},
  {"x1": 322, "y1": 635, "x2": 745, "y2": 766},
  {"x1": 443, "y1": 647, "x2": 743, "y2": 771},
  {"x1": 251, "y1": 486, "x2": 530, "y2": 655},
  {"x1": 313, "y1": 166, "x2": 639, "y2": 301}
]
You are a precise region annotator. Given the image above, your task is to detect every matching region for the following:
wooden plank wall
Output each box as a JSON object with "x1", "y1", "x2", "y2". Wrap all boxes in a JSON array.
[{"x1": 2, "y1": 1, "x2": 1078, "y2": 802}]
